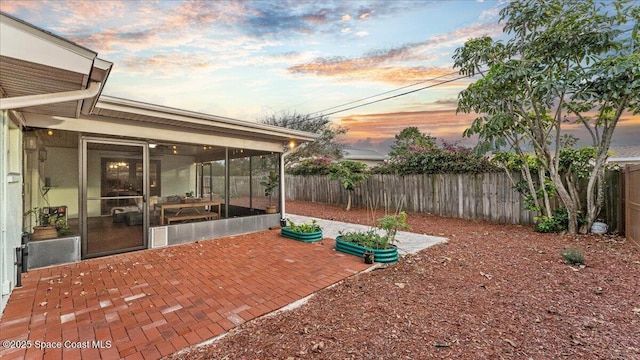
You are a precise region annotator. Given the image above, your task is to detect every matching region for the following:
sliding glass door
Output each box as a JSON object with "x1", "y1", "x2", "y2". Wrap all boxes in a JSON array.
[{"x1": 81, "y1": 137, "x2": 148, "y2": 258}]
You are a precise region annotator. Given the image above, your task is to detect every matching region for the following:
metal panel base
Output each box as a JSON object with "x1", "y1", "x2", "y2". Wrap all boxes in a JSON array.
[
  {"x1": 164, "y1": 214, "x2": 281, "y2": 246},
  {"x1": 28, "y1": 236, "x2": 81, "y2": 269}
]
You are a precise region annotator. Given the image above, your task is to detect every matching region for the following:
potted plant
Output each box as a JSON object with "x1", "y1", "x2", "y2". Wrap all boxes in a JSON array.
[
  {"x1": 281, "y1": 219, "x2": 323, "y2": 242},
  {"x1": 24, "y1": 207, "x2": 74, "y2": 240},
  {"x1": 24, "y1": 207, "x2": 57, "y2": 241},
  {"x1": 50, "y1": 216, "x2": 73, "y2": 237},
  {"x1": 335, "y1": 211, "x2": 410, "y2": 263},
  {"x1": 260, "y1": 170, "x2": 279, "y2": 214}
]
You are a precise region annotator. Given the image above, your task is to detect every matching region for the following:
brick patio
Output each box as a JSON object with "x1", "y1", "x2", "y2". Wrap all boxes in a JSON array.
[{"x1": 0, "y1": 229, "x2": 370, "y2": 359}]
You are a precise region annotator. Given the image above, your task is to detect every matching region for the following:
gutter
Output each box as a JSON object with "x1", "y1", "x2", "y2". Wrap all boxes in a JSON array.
[{"x1": 0, "y1": 81, "x2": 102, "y2": 111}]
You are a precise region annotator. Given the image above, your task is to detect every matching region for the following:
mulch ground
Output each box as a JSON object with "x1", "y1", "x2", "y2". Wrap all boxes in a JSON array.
[{"x1": 168, "y1": 200, "x2": 640, "y2": 359}]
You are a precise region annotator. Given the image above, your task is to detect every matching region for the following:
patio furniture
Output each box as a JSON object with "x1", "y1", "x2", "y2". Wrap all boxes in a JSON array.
[
  {"x1": 156, "y1": 201, "x2": 221, "y2": 225},
  {"x1": 125, "y1": 212, "x2": 143, "y2": 226},
  {"x1": 112, "y1": 206, "x2": 140, "y2": 223}
]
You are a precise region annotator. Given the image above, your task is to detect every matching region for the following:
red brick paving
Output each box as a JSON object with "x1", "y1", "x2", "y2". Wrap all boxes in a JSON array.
[{"x1": 0, "y1": 230, "x2": 370, "y2": 359}]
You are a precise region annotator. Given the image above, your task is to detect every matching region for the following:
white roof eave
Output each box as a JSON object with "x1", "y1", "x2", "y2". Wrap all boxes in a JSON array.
[
  {"x1": 0, "y1": 12, "x2": 96, "y2": 75},
  {"x1": 95, "y1": 96, "x2": 318, "y2": 143}
]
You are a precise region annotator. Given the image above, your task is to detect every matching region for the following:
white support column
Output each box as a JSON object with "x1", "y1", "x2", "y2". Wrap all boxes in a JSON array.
[
  {"x1": 224, "y1": 148, "x2": 229, "y2": 218},
  {"x1": 279, "y1": 152, "x2": 286, "y2": 221},
  {"x1": 0, "y1": 110, "x2": 7, "y2": 313}
]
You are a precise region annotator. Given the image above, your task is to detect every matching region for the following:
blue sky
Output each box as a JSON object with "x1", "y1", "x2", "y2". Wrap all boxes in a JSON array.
[{"x1": 2, "y1": 0, "x2": 638, "y2": 152}]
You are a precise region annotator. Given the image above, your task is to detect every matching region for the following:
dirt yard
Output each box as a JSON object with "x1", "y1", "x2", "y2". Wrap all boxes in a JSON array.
[{"x1": 169, "y1": 200, "x2": 640, "y2": 359}]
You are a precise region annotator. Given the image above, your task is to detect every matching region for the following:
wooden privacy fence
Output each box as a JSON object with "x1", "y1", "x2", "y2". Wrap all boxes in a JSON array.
[
  {"x1": 286, "y1": 173, "x2": 538, "y2": 224},
  {"x1": 285, "y1": 172, "x2": 623, "y2": 229},
  {"x1": 624, "y1": 165, "x2": 640, "y2": 245}
]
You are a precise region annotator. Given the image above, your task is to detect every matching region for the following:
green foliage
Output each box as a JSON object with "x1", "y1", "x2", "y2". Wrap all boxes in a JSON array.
[
  {"x1": 50, "y1": 217, "x2": 73, "y2": 236},
  {"x1": 286, "y1": 157, "x2": 333, "y2": 175},
  {"x1": 534, "y1": 207, "x2": 585, "y2": 233},
  {"x1": 559, "y1": 147, "x2": 597, "y2": 180},
  {"x1": 453, "y1": 0, "x2": 639, "y2": 234},
  {"x1": 259, "y1": 112, "x2": 346, "y2": 164},
  {"x1": 338, "y1": 229, "x2": 387, "y2": 249},
  {"x1": 286, "y1": 219, "x2": 322, "y2": 233},
  {"x1": 328, "y1": 160, "x2": 370, "y2": 192},
  {"x1": 259, "y1": 171, "x2": 279, "y2": 206},
  {"x1": 328, "y1": 160, "x2": 369, "y2": 210},
  {"x1": 561, "y1": 248, "x2": 585, "y2": 266},
  {"x1": 23, "y1": 207, "x2": 72, "y2": 236},
  {"x1": 376, "y1": 211, "x2": 410, "y2": 246},
  {"x1": 491, "y1": 151, "x2": 541, "y2": 172},
  {"x1": 388, "y1": 127, "x2": 437, "y2": 158},
  {"x1": 23, "y1": 207, "x2": 45, "y2": 227},
  {"x1": 338, "y1": 211, "x2": 410, "y2": 249},
  {"x1": 374, "y1": 141, "x2": 499, "y2": 175},
  {"x1": 534, "y1": 215, "x2": 564, "y2": 233}
]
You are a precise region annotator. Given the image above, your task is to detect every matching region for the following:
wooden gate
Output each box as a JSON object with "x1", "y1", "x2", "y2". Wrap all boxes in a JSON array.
[{"x1": 625, "y1": 164, "x2": 640, "y2": 246}]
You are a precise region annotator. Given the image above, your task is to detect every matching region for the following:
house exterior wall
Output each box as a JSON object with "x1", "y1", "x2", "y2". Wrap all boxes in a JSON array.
[
  {"x1": 1, "y1": 111, "x2": 23, "y2": 316},
  {"x1": 43, "y1": 147, "x2": 79, "y2": 218}
]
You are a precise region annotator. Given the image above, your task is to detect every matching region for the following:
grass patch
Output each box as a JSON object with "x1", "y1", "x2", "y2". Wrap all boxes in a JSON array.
[{"x1": 561, "y1": 248, "x2": 585, "y2": 265}]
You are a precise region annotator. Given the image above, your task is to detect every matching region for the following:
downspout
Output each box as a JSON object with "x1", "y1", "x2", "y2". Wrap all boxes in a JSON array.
[{"x1": 0, "y1": 81, "x2": 101, "y2": 110}]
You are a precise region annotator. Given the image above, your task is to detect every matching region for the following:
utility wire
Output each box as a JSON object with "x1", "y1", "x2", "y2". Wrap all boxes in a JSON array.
[
  {"x1": 305, "y1": 74, "x2": 471, "y2": 122},
  {"x1": 306, "y1": 70, "x2": 461, "y2": 117}
]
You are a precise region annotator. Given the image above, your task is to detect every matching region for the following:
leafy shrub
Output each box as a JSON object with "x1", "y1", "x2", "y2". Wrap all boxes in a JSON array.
[
  {"x1": 339, "y1": 229, "x2": 388, "y2": 249},
  {"x1": 286, "y1": 157, "x2": 333, "y2": 175},
  {"x1": 376, "y1": 211, "x2": 410, "y2": 245},
  {"x1": 561, "y1": 248, "x2": 585, "y2": 265},
  {"x1": 534, "y1": 207, "x2": 585, "y2": 233},
  {"x1": 338, "y1": 211, "x2": 410, "y2": 249},
  {"x1": 286, "y1": 219, "x2": 322, "y2": 233},
  {"x1": 372, "y1": 142, "x2": 499, "y2": 175},
  {"x1": 491, "y1": 151, "x2": 541, "y2": 172}
]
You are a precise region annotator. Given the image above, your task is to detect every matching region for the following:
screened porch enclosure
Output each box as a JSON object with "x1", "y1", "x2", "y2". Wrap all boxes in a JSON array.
[
  {"x1": 24, "y1": 128, "x2": 282, "y2": 258},
  {"x1": 195, "y1": 151, "x2": 281, "y2": 220},
  {"x1": 150, "y1": 143, "x2": 281, "y2": 226}
]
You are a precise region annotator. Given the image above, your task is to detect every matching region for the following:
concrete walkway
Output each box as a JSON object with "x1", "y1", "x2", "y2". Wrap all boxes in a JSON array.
[{"x1": 286, "y1": 214, "x2": 448, "y2": 255}]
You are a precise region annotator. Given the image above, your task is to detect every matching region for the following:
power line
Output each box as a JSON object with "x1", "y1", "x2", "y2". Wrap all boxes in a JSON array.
[
  {"x1": 306, "y1": 70, "x2": 461, "y2": 117},
  {"x1": 305, "y1": 74, "x2": 470, "y2": 122}
]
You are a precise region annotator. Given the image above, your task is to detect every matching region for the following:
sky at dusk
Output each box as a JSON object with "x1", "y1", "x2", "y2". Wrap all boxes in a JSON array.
[{"x1": 2, "y1": 0, "x2": 638, "y2": 153}]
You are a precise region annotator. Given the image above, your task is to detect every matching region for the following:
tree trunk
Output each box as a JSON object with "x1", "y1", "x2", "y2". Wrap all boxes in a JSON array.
[
  {"x1": 548, "y1": 159, "x2": 579, "y2": 234},
  {"x1": 583, "y1": 97, "x2": 624, "y2": 233},
  {"x1": 537, "y1": 167, "x2": 552, "y2": 217},
  {"x1": 346, "y1": 193, "x2": 352, "y2": 211},
  {"x1": 583, "y1": 164, "x2": 606, "y2": 233}
]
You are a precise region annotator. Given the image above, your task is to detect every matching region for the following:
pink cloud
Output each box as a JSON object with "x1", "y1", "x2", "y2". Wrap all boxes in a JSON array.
[
  {"x1": 0, "y1": 0, "x2": 43, "y2": 13},
  {"x1": 288, "y1": 21, "x2": 503, "y2": 85}
]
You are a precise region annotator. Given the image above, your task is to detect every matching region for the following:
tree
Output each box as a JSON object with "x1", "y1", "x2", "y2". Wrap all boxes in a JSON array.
[
  {"x1": 328, "y1": 160, "x2": 370, "y2": 211},
  {"x1": 388, "y1": 127, "x2": 436, "y2": 158},
  {"x1": 454, "y1": 0, "x2": 639, "y2": 234},
  {"x1": 259, "y1": 111, "x2": 346, "y2": 165}
]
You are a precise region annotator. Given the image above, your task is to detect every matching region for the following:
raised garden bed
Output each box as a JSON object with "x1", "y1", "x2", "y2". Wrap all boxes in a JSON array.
[
  {"x1": 335, "y1": 236, "x2": 398, "y2": 263},
  {"x1": 281, "y1": 227, "x2": 323, "y2": 243}
]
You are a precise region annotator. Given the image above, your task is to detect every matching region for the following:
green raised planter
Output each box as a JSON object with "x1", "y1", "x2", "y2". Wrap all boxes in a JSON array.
[
  {"x1": 335, "y1": 236, "x2": 398, "y2": 263},
  {"x1": 281, "y1": 227, "x2": 323, "y2": 243}
]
